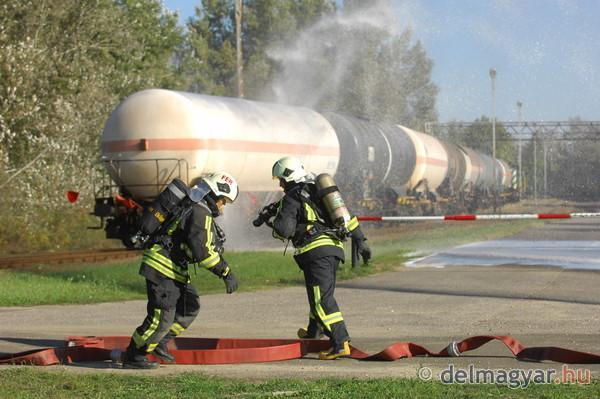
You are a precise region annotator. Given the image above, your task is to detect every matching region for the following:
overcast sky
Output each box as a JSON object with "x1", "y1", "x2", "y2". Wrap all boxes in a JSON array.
[{"x1": 163, "y1": 0, "x2": 600, "y2": 123}]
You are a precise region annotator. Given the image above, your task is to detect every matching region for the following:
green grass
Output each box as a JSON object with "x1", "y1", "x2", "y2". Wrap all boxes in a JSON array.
[
  {"x1": 0, "y1": 250, "x2": 403, "y2": 307},
  {"x1": 370, "y1": 219, "x2": 543, "y2": 256},
  {"x1": 0, "y1": 369, "x2": 597, "y2": 399},
  {"x1": 0, "y1": 220, "x2": 540, "y2": 307}
]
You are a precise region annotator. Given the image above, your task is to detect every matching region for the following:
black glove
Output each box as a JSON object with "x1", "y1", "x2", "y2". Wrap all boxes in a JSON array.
[
  {"x1": 252, "y1": 202, "x2": 278, "y2": 227},
  {"x1": 357, "y1": 240, "x2": 371, "y2": 264},
  {"x1": 222, "y1": 269, "x2": 238, "y2": 294}
]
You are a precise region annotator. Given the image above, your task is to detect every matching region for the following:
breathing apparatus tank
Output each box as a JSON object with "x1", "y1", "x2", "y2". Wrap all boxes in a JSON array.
[
  {"x1": 128, "y1": 178, "x2": 211, "y2": 248},
  {"x1": 138, "y1": 178, "x2": 191, "y2": 238},
  {"x1": 315, "y1": 173, "x2": 351, "y2": 227}
]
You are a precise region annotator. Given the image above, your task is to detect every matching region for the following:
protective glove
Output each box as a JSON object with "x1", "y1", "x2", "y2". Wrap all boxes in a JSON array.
[
  {"x1": 357, "y1": 239, "x2": 371, "y2": 264},
  {"x1": 222, "y1": 269, "x2": 238, "y2": 294}
]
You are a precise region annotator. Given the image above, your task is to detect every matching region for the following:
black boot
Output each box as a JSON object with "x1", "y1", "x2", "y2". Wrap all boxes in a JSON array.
[
  {"x1": 153, "y1": 342, "x2": 175, "y2": 363},
  {"x1": 152, "y1": 332, "x2": 176, "y2": 363},
  {"x1": 123, "y1": 341, "x2": 159, "y2": 369}
]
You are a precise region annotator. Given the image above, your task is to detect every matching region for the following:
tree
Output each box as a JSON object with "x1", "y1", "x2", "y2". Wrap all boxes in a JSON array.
[
  {"x1": 0, "y1": 0, "x2": 183, "y2": 251},
  {"x1": 545, "y1": 118, "x2": 600, "y2": 200},
  {"x1": 449, "y1": 117, "x2": 515, "y2": 163},
  {"x1": 179, "y1": 0, "x2": 335, "y2": 97},
  {"x1": 267, "y1": 1, "x2": 438, "y2": 129}
]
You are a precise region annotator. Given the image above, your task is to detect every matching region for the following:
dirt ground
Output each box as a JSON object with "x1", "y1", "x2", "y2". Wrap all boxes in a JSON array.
[{"x1": 0, "y1": 217, "x2": 599, "y2": 380}]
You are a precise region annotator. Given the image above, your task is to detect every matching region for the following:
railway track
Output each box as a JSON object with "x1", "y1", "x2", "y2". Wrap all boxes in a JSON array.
[{"x1": 0, "y1": 249, "x2": 142, "y2": 269}]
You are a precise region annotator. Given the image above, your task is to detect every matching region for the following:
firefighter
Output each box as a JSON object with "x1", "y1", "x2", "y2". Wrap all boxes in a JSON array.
[
  {"x1": 123, "y1": 172, "x2": 240, "y2": 369},
  {"x1": 269, "y1": 156, "x2": 371, "y2": 360}
]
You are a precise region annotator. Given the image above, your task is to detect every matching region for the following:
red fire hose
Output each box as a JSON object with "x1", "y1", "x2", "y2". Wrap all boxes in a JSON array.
[{"x1": 1, "y1": 335, "x2": 598, "y2": 365}]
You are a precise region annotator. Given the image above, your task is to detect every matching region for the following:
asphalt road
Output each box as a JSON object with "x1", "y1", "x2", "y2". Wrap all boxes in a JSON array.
[{"x1": 1, "y1": 218, "x2": 598, "y2": 380}]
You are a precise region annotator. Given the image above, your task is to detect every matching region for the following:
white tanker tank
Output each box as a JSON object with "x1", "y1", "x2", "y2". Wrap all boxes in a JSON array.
[
  {"x1": 96, "y1": 89, "x2": 517, "y2": 245},
  {"x1": 101, "y1": 89, "x2": 340, "y2": 199}
]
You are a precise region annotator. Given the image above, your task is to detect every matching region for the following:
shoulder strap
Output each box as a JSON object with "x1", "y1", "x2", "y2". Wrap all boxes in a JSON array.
[{"x1": 297, "y1": 183, "x2": 331, "y2": 227}]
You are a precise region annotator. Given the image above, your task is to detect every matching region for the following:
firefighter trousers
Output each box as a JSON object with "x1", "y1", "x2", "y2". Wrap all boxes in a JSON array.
[
  {"x1": 298, "y1": 255, "x2": 350, "y2": 348},
  {"x1": 128, "y1": 277, "x2": 200, "y2": 356}
]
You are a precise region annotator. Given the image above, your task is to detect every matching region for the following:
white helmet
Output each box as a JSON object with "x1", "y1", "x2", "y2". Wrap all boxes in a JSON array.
[
  {"x1": 272, "y1": 156, "x2": 309, "y2": 183},
  {"x1": 203, "y1": 172, "x2": 239, "y2": 203}
]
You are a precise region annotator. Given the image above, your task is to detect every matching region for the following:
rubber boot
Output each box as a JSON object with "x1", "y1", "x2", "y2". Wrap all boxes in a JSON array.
[
  {"x1": 123, "y1": 340, "x2": 159, "y2": 369},
  {"x1": 319, "y1": 341, "x2": 351, "y2": 360}
]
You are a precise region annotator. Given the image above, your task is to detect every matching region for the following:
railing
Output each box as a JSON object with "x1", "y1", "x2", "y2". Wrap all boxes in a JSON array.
[{"x1": 92, "y1": 158, "x2": 190, "y2": 200}]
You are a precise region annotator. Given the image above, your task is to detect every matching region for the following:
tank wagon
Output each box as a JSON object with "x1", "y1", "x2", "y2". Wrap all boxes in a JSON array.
[{"x1": 94, "y1": 89, "x2": 516, "y2": 243}]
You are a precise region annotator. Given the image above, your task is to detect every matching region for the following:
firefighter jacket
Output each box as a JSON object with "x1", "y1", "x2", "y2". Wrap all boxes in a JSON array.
[
  {"x1": 140, "y1": 200, "x2": 228, "y2": 284},
  {"x1": 272, "y1": 183, "x2": 363, "y2": 263}
]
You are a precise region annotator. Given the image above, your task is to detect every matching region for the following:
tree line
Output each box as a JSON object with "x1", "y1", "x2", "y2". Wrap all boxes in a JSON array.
[{"x1": 0, "y1": 0, "x2": 441, "y2": 251}]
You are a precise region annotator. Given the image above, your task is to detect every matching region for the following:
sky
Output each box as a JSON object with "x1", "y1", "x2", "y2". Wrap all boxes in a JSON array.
[{"x1": 162, "y1": 0, "x2": 600, "y2": 123}]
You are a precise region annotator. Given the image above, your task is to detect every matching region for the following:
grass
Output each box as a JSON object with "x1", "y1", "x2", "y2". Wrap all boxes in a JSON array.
[
  {"x1": 0, "y1": 369, "x2": 597, "y2": 399},
  {"x1": 367, "y1": 219, "x2": 544, "y2": 256},
  {"x1": 0, "y1": 250, "x2": 403, "y2": 307},
  {"x1": 0, "y1": 219, "x2": 541, "y2": 307}
]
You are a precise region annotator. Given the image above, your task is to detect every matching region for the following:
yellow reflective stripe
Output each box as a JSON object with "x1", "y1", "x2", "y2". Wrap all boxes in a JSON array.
[
  {"x1": 146, "y1": 343, "x2": 158, "y2": 353},
  {"x1": 312, "y1": 286, "x2": 331, "y2": 332},
  {"x1": 202, "y1": 216, "x2": 221, "y2": 269},
  {"x1": 322, "y1": 311, "x2": 344, "y2": 325},
  {"x1": 133, "y1": 308, "x2": 163, "y2": 348},
  {"x1": 143, "y1": 246, "x2": 190, "y2": 282},
  {"x1": 312, "y1": 286, "x2": 344, "y2": 329},
  {"x1": 170, "y1": 322, "x2": 185, "y2": 335},
  {"x1": 143, "y1": 256, "x2": 189, "y2": 283},
  {"x1": 199, "y1": 253, "x2": 220, "y2": 269},
  {"x1": 145, "y1": 250, "x2": 177, "y2": 270},
  {"x1": 143, "y1": 309, "x2": 162, "y2": 340},
  {"x1": 296, "y1": 235, "x2": 343, "y2": 255},
  {"x1": 304, "y1": 202, "x2": 317, "y2": 222},
  {"x1": 148, "y1": 246, "x2": 189, "y2": 275},
  {"x1": 346, "y1": 216, "x2": 359, "y2": 232}
]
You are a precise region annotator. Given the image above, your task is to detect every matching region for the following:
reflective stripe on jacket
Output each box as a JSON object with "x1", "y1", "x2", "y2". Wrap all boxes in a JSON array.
[
  {"x1": 272, "y1": 185, "x2": 344, "y2": 255},
  {"x1": 141, "y1": 201, "x2": 227, "y2": 282}
]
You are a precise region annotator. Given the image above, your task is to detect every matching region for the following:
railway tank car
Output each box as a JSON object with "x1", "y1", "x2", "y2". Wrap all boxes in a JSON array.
[{"x1": 94, "y1": 89, "x2": 516, "y2": 243}]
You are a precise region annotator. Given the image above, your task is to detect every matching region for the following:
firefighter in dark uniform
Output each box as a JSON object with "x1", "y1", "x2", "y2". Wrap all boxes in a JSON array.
[
  {"x1": 268, "y1": 156, "x2": 371, "y2": 360},
  {"x1": 123, "y1": 172, "x2": 240, "y2": 369}
]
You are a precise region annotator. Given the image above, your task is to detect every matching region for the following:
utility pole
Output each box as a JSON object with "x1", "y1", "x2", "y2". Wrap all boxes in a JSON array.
[
  {"x1": 235, "y1": 0, "x2": 244, "y2": 98},
  {"x1": 489, "y1": 68, "x2": 497, "y2": 211},
  {"x1": 516, "y1": 101, "x2": 523, "y2": 199},
  {"x1": 533, "y1": 132, "x2": 538, "y2": 203},
  {"x1": 543, "y1": 139, "x2": 548, "y2": 198}
]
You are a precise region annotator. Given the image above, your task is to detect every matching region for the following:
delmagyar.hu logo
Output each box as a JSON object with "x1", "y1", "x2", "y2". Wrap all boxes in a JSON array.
[{"x1": 417, "y1": 364, "x2": 591, "y2": 389}]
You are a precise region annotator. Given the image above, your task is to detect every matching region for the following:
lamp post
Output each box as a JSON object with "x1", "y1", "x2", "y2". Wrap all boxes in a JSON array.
[
  {"x1": 235, "y1": 0, "x2": 244, "y2": 98},
  {"x1": 489, "y1": 68, "x2": 497, "y2": 211},
  {"x1": 533, "y1": 132, "x2": 538, "y2": 203},
  {"x1": 516, "y1": 101, "x2": 522, "y2": 198}
]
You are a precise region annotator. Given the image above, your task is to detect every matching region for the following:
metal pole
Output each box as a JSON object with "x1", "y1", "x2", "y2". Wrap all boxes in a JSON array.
[
  {"x1": 516, "y1": 101, "x2": 523, "y2": 198},
  {"x1": 543, "y1": 138, "x2": 547, "y2": 198},
  {"x1": 489, "y1": 68, "x2": 497, "y2": 211},
  {"x1": 533, "y1": 133, "x2": 538, "y2": 203},
  {"x1": 235, "y1": 0, "x2": 244, "y2": 98}
]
